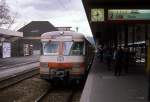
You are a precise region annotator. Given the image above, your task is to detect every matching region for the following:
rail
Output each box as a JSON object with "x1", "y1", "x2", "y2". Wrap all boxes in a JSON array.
[
  {"x1": 35, "y1": 87, "x2": 81, "y2": 102},
  {"x1": 0, "y1": 68, "x2": 39, "y2": 89}
]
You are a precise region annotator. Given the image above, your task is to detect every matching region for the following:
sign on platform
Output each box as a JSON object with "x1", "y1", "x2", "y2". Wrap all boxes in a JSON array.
[
  {"x1": 108, "y1": 9, "x2": 150, "y2": 20},
  {"x1": 2, "y1": 42, "x2": 11, "y2": 58}
]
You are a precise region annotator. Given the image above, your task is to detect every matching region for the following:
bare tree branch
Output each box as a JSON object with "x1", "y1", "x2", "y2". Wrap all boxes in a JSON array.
[{"x1": 0, "y1": 0, "x2": 14, "y2": 28}]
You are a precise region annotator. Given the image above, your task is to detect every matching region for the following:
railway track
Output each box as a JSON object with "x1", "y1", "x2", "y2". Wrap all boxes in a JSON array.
[
  {"x1": 0, "y1": 60, "x2": 39, "y2": 70},
  {"x1": 70, "y1": 90, "x2": 82, "y2": 102},
  {"x1": 0, "y1": 68, "x2": 39, "y2": 89},
  {"x1": 35, "y1": 86, "x2": 82, "y2": 102}
]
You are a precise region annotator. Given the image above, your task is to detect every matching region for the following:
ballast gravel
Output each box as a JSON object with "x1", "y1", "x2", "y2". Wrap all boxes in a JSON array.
[{"x1": 0, "y1": 75, "x2": 50, "y2": 102}]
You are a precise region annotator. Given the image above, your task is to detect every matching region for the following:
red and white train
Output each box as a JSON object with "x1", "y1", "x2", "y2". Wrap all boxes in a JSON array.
[{"x1": 40, "y1": 31, "x2": 94, "y2": 83}]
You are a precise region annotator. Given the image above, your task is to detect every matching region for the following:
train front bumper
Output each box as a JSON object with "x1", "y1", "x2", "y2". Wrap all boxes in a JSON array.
[{"x1": 40, "y1": 72, "x2": 84, "y2": 81}]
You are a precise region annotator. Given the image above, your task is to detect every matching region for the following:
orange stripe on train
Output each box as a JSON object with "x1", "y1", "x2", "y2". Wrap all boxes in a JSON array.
[
  {"x1": 48, "y1": 63, "x2": 73, "y2": 68},
  {"x1": 48, "y1": 63, "x2": 85, "y2": 69}
]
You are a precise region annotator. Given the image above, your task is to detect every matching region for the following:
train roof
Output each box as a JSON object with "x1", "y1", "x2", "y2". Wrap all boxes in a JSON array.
[{"x1": 41, "y1": 31, "x2": 85, "y2": 39}]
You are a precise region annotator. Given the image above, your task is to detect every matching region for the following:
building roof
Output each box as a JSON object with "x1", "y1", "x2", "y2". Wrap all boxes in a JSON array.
[
  {"x1": 85, "y1": 0, "x2": 150, "y2": 3},
  {"x1": 18, "y1": 21, "x2": 58, "y2": 37},
  {"x1": 84, "y1": 0, "x2": 150, "y2": 8}
]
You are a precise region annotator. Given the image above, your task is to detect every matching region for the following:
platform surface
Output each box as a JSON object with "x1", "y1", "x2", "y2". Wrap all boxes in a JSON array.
[
  {"x1": 80, "y1": 56, "x2": 148, "y2": 102},
  {"x1": 0, "y1": 56, "x2": 39, "y2": 69},
  {"x1": 0, "y1": 56, "x2": 40, "y2": 79}
]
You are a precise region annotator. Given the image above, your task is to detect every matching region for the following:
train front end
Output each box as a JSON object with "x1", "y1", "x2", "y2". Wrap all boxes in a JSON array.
[{"x1": 40, "y1": 31, "x2": 85, "y2": 83}]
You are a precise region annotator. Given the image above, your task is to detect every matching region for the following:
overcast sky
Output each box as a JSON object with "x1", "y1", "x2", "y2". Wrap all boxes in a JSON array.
[{"x1": 6, "y1": 0, "x2": 92, "y2": 37}]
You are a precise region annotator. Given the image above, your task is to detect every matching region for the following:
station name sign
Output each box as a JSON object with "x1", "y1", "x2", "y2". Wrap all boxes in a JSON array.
[{"x1": 108, "y1": 9, "x2": 150, "y2": 20}]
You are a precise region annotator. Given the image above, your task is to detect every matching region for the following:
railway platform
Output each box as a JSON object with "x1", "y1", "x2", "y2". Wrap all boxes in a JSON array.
[
  {"x1": 0, "y1": 56, "x2": 39, "y2": 67},
  {"x1": 80, "y1": 56, "x2": 148, "y2": 102},
  {"x1": 0, "y1": 56, "x2": 40, "y2": 79}
]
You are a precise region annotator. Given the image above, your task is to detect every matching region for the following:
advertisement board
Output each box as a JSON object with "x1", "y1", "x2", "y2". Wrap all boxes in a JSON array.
[
  {"x1": 2, "y1": 42, "x2": 11, "y2": 58},
  {"x1": 108, "y1": 9, "x2": 150, "y2": 20}
]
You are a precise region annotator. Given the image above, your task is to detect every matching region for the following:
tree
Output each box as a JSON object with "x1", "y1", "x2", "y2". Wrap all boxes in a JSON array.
[{"x1": 0, "y1": 0, "x2": 13, "y2": 28}]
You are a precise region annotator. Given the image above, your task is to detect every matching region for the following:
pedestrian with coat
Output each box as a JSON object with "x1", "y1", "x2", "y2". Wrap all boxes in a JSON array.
[
  {"x1": 123, "y1": 47, "x2": 130, "y2": 73},
  {"x1": 114, "y1": 47, "x2": 124, "y2": 76}
]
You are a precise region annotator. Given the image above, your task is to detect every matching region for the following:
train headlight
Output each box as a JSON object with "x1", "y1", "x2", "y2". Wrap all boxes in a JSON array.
[
  {"x1": 72, "y1": 63, "x2": 85, "y2": 74},
  {"x1": 72, "y1": 67, "x2": 80, "y2": 73},
  {"x1": 40, "y1": 62, "x2": 49, "y2": 74},
  {"x1": 40, "y1": 62, "x2": 48, "y2": 67}
]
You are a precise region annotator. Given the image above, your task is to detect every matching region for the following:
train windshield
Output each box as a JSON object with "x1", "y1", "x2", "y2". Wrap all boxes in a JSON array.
[
  {"x1": 64, "y1": 42, "x2": 84, "y2": 56},
  {"x1": 42, "y1": 41, "x2": 84, "y2": 56},
  {"x1": 43, "y1": 41, "x2": 59, "y2": 55}
]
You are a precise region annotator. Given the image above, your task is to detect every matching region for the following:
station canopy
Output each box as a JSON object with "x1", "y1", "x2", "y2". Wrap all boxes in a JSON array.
[
  {"x1": 0, "y1": 28, "x2": 23, "y2": 42},
  {"x1": 82, "y1": 0, "x2": 150, "y2": 44},
  {"x1": 85, "y1": 0, "x2": 150, "y2": 8},
  {"x1": 0, "y1": 28, "x2": 23, "y2": 38}
]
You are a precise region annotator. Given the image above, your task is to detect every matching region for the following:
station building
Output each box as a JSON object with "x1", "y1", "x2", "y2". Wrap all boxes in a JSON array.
[
  {"x1": 0, "y1": 28, "x2": 23, "y2": 58},
  {"x1": 17, "y1": 21, "x2": 58, "y2": 56}
]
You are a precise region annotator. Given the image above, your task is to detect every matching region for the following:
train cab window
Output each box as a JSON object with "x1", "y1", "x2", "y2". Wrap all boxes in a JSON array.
[
  {"x1": 70, "y1": 42, "x2": 84, "y2": 55},
  {"x1": 63, "y1": 42, "x2": 84, "y2": 56},
  {"x1": 42, "y1": 41, "x2": 59, "y2": 55},
  {"x1": 63, "y1": 42, "x2": 73, "y2": 55}
]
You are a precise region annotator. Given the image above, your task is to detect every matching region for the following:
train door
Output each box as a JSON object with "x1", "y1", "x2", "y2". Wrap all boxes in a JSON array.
[
  {"x1": 147, "y1": 39, "x2": 150, "y2": 73},
  {"x1": 0, "y1": 42, "x2": 2, "y2": 58}
]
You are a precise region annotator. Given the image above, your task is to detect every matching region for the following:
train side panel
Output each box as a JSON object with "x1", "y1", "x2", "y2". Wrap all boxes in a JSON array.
[{"x1": 85, "y1": 39, "x2": 95, "y2": 73}]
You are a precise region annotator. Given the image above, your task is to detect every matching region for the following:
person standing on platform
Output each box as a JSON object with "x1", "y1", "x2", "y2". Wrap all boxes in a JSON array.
[
  {"x1": 98, "y1": 46, "x2": 104, "y2": 62},
  {"x1": 113, "y1": 47, "x2": 117, "y2": 71},
  {"x1": 106, "y1": 48, "x2": 112, "y2": 70},
  {"x1": 114, "y1": 47, "x2": 124, "y2": 76},
  {"x1": 123, "y1": 47, "x2": 129, "y2": 73}
]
